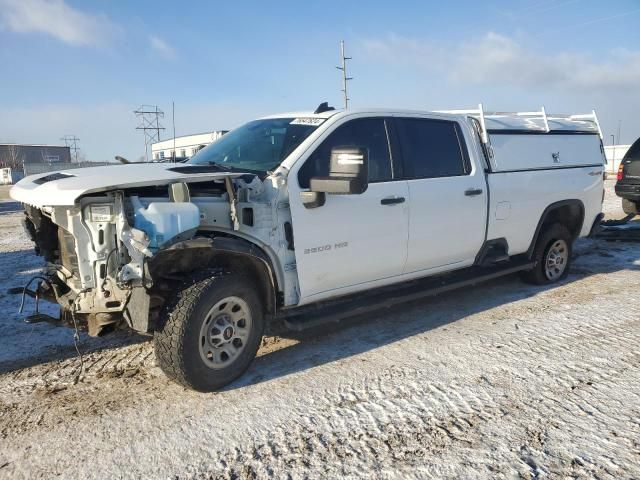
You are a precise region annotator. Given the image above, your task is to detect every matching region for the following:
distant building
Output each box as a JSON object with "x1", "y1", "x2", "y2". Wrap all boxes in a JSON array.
[
  {"x1": 0, "y1": 144, "x2": 71, "y2": 169},
  {"x1": 151, "y1": 131, "x2": 228, "y2": 162},
  {"x1": 0, "y1": 144, "x2": 114, "y2": 178}
]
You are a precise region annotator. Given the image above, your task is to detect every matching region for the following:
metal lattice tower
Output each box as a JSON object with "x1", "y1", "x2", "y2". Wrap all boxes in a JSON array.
[
  {"x1": 336, "y1": 40, "x2": 353, "y2": 109},
  {"x1": 60, "y1": 135, "x2": 80, "y2": 162},
  {"x1": 134, "y1": 105, "x2": 165, "y2": 162}
]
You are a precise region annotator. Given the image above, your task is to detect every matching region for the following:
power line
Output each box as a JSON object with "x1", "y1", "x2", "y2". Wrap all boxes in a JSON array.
[
  {"x1": 336, "y1": 40, "x2": 353, "y2": 109},
  {"x1": 60, "y1": 135, "x2": 80, "y2": 162},
  {"x1": 535, "y1": 7, "x2": 640, "y2": 37},
  {"x1": 134, "y1": 105, "x2": 165, "y2": 162}
]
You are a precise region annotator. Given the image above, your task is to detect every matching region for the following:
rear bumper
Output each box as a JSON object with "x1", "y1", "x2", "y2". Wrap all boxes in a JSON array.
[{"x1": 615, "y1": 182, "x2": 640, "y2": 201}]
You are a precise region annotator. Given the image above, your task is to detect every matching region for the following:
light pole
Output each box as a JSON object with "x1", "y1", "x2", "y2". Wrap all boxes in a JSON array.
[{"x1": 610, "y1": 134, "x2": 616, "y2": 174}]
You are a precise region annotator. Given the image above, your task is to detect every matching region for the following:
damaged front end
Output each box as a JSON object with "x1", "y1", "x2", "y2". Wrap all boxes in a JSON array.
[
  {"x1": 11, "y1": 164, "x2": 292, "y2": 337},
  {"x1": 18, "y1": 191, "x2": 162, "y2": 336}
]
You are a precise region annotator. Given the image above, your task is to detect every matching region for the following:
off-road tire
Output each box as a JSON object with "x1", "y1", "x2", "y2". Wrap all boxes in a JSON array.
[
  {"x1": 521, "y1": 224, "x2": 573, "y2": 285},
  {"x1": 622, "y1": 198, "x2": 639, "y2": 216},
  {"x1": 154, "y1": 270, "x2": 264, "y2": 392}
]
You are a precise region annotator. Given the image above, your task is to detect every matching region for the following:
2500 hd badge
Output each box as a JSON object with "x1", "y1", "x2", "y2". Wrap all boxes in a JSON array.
[{"x1": 304, "y1": 241, "x2": 348, "y2": 254}]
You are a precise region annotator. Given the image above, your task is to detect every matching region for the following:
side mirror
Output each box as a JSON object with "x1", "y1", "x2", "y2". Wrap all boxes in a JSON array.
[
  {"x1": 300, "y1": 146, "x2": 368, "y2": 209},
  {"x1": 311, "y1": 146, "x2": 368, "y2": 194}
]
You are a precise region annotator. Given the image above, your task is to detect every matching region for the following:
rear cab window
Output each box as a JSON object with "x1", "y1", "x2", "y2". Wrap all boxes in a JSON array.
[{"x1": 394, "y1": 117, "x2": 471, "y2": 179}]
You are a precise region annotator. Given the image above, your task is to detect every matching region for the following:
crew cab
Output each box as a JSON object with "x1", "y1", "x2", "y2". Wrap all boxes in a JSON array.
[
  {"x1": 615, "y1": 136, "x2": 640, "y2": 215},
  {"x1": 10, "y1": 103, "x2": 605, "y2": 391}
]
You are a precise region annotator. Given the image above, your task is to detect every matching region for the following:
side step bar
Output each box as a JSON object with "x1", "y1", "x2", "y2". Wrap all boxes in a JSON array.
[{"x1": 281, "y1": 258, "x2": 534, "y2": 331}]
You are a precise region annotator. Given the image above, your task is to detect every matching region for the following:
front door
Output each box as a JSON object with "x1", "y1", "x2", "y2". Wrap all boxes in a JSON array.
[{"x1": 288, "y1": 116, "x2": 409, "y2": 304}]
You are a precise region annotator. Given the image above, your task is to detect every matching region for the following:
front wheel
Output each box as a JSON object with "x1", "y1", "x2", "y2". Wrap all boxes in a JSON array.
[
  {"x1": 521, "y1": 224, "x2": 573, "y2": 285},
  {"x1": 154, "y1": 271, "x2": 264, "y2": 392}
]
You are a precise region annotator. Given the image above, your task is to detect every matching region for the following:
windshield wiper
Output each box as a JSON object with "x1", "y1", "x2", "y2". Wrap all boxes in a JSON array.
[{"x1": 206, "y1": 161, "x2": 232, "y2": 170}]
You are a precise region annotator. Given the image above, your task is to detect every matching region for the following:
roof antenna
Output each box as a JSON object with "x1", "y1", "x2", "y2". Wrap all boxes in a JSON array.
[{"x1": 314, "y1": 102, "x2": 335, "y2": 114}]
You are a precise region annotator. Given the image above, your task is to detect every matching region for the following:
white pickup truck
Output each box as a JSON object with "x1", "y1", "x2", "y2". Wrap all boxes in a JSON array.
[{"x1": 10, "y1": 103, "x2": 605, "y2": 391}]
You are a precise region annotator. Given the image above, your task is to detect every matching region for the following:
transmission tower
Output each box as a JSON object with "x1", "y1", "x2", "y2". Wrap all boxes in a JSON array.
[
  {"x1": 336, "y1": 40, "x2": 353, "y2": 109},
  {"x1": 61, "y1": 135, "x2": 80, "y2": 162},
  {"x1": 134, "y1": 105, "x2": 165, "y2": 162}
]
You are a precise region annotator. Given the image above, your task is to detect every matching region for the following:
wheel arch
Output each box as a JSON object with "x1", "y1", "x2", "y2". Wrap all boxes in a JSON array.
[
  {"x1": 147, "y1": 235, "x2": 281, "y2": 314},
  {"x1": 526, "y1": 199, "x2": 585, "y2": 259}
]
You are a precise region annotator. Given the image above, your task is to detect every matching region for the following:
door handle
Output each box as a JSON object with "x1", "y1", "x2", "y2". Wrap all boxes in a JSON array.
[
  {"x1": 380, "y1": 196, "x2": 405, "y2": 205},
  {"x1": 465, "y1": 188, "x2": 483, "y2": 197}
]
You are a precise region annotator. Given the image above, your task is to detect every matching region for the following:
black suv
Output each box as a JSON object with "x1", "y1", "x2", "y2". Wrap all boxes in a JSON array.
[{"x1": 616, "y1": 137, "x2": 640, "y2": 215}]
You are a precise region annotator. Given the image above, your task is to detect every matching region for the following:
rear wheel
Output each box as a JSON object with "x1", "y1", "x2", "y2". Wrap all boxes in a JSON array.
[
  {"x1": 154, "y1": 271, "x2": 264, "y2": 392},
  {"x1": 521, "y1": 224, "x2": 573, "y2": 285}
]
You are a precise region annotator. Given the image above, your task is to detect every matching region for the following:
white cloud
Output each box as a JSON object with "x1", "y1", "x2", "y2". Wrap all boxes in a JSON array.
[
  {"x1": 454, "y1": 32, "x2": 640, "y2": 90},
  {"x1": 360, "y1": 32, "x2": 640, "y2": 91},
  {"x1": 360, "y1": 33, "x2": 445, "y2": 69},
  {"x1": 149, "y1": 35, "x2": 176, "y2": 59},
  {"x1": 0, "y1": 0, "x2": 116, "y2": 47}
]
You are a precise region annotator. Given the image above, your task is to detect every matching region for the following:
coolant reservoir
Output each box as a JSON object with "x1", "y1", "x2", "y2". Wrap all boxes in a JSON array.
[{"x1": 130, "y1": 197, "x2": 200, "y2": 251}]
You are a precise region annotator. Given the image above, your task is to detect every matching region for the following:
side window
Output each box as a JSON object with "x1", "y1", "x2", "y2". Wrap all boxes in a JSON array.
[
  {"x1": 396, "y1": 118, "x2": 470, "y2": 179},
  {"x1": 298, "y1": 118, "x2": 393, "y2": 188}
]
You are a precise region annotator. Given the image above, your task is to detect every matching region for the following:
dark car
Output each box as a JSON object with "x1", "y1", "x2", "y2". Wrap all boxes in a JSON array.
[{"x1": 615, "y1": 137, "x2": 640, "y2": 215}]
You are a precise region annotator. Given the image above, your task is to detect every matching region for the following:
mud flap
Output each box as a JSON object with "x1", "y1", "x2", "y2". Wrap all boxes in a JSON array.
[{"x1": 124, "y1": 286, "x2": 151, "y2": 333}]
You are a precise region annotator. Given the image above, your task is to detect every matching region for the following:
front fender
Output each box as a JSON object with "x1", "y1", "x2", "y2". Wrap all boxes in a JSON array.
[{"x1": 147, "y1": 236, "x2": 279, "y2": 313}]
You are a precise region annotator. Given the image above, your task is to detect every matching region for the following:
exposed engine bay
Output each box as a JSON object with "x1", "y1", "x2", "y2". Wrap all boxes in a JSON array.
[{"x1": 19, "y1": 174, "x2": 296, "y2": 336}]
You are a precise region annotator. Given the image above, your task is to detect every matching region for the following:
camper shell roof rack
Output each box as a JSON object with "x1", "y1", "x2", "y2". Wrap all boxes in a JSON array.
[{"x1": 437, "y1": 104, "x2": 604, "y2": 144}]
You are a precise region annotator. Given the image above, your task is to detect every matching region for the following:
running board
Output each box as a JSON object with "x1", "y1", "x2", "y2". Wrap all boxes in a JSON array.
[{"x1": 282, "y1": 259, "x2": 534, "y2": 331}]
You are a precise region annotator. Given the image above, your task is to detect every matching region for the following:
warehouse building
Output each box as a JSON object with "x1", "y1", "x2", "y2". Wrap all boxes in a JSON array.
[
  {"x1": 0, "y1": 143, "x2": 115, "y2": 181},
  {"x1": 151, "y1": 131, "x2": 228, "y2": 162},
  {"x1": 0, "y1": 144, "x2": 73, "y2": 182},
  {"x1": 0, "y1": 144, "x2": 71, "y2": 169}
]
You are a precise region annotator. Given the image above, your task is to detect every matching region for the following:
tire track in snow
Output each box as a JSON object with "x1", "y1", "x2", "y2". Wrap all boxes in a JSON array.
[{"x1": 185, "y1": 291, "x2": 640, "y2": 479}]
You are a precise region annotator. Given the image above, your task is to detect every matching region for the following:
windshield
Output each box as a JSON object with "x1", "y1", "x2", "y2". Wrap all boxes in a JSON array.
[{"x1": 188, "y1": 118, "x2": 321, "y2": 172}]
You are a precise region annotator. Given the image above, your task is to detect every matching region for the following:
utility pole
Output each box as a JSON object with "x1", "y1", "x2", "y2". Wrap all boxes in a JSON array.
[
  {"x1": 172, "y1": 101, "x2": 176, "y2": 162},
  {"x1": 134, "y1": 105, "x2": 165, "y2": 162},
  {"x1": 336, "y1": 40, "x2": 353, "y2": 109},
  {"x1": 60, "y1": 135, "x2": 80, "y2": 162}
]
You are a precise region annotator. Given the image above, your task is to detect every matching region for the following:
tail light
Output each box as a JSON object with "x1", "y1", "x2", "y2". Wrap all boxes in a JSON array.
[{"x1": 617, "y1": 163, "x2": 624, "y2": 181}]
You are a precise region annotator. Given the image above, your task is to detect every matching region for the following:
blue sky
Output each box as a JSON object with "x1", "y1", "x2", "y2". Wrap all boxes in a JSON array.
[{"x1": 1, "y1": 0, "x2": 639, "y2": 161}]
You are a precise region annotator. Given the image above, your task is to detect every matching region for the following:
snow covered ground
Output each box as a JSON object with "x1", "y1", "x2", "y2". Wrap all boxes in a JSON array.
[{"x1": 1, "y1": 181, "x2": 639, "y2": 479}]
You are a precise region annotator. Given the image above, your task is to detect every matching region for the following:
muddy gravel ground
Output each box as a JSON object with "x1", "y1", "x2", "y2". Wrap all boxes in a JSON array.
[{"x1": 1, "y1": 181, "x2": 639, "y2": 479}]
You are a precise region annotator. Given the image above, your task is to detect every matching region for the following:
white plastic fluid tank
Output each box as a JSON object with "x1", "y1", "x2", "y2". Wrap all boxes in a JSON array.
[{"x1": 130, "y1": 197, "x2": 200, "y2": 251}]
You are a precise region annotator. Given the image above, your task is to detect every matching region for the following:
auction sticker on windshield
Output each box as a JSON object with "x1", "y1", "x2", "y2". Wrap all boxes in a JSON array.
[{"x1": 290, "y1": 118, "x2": 325, "y2": 126}]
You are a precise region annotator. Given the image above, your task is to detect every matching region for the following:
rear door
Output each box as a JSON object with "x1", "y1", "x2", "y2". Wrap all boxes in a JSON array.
[
  {"x1": 393, "y1": 116, "x2": 488, "y2": 273},
  {"x1": 288, "y1": 116, "x2": 409, "y2": 303}
]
